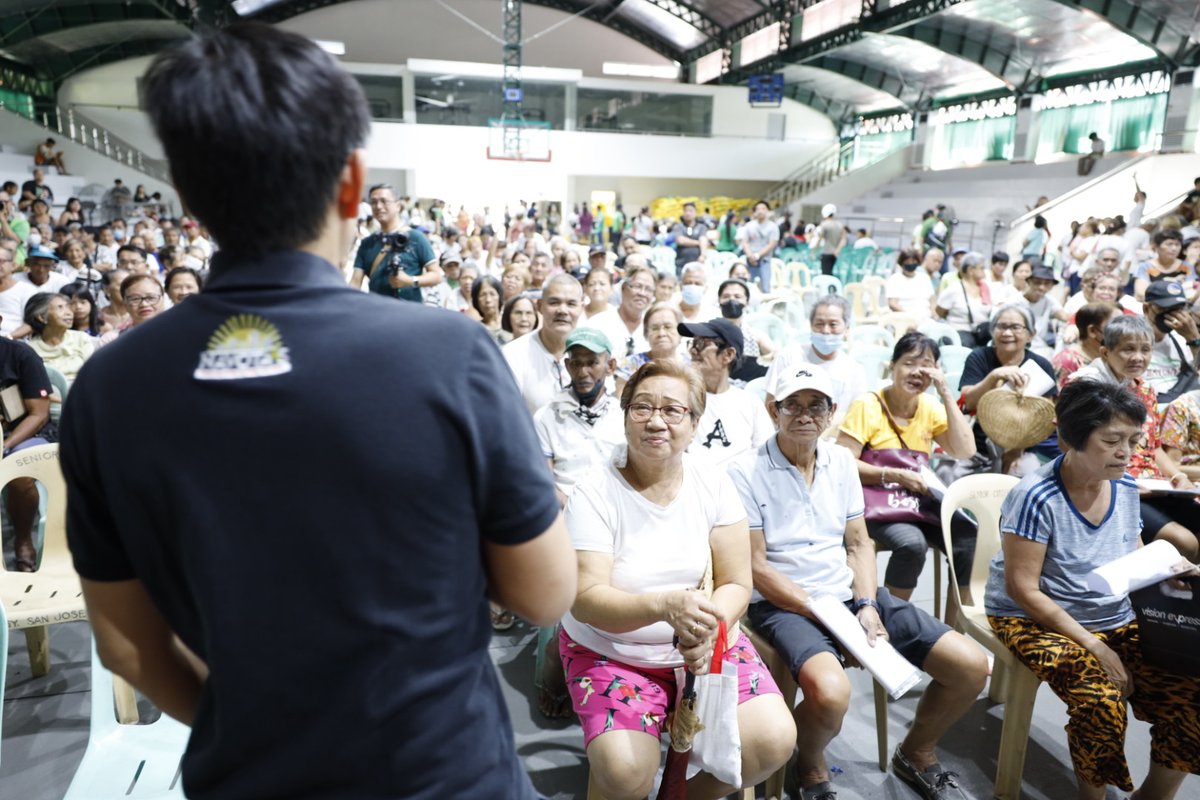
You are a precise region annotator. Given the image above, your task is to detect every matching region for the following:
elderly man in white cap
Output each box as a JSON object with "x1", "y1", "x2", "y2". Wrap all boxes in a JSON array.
[
  {"x1": 730, "y1": 363, "x2": 988, "y2": 800},
  {"x1": 816, "y1": 204, "x2": 845, "y2": 277}
]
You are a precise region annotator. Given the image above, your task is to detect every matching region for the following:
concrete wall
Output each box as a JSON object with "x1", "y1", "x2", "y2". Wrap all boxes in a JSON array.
[{"x1": 0, "y1": 109, "x2": 177, "y2": 213}]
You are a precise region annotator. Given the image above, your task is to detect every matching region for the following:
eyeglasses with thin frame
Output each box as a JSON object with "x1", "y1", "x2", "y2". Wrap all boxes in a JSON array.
[
  {"x1": 625, "y1": 282, "x2": 655, "y2": 296},
  {"x1": 125, "y1": 293, "x2": 163, "y2": 306},
  {"x1": 777, "y1": 399, "x2": 831, "y2": 419},
  {"x1": 994, "y1": 323, "x2": 1028, "y2": 333},
  {"x1": 627, "y1": 402, "x2": 690, "y2": 425}
]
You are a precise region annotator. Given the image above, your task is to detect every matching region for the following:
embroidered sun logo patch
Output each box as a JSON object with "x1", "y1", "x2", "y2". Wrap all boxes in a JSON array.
[{"x1": 193, "y1": 314, "x2": 292, "y2": 381}]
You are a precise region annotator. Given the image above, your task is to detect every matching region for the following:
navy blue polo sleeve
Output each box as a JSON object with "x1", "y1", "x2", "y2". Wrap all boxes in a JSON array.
[
  {"x1": 464, "y1": 327, "x2": 560, "y2": 545},
  {"x1": 59, "y1": 369, "x2": 136, "y2": 581}
]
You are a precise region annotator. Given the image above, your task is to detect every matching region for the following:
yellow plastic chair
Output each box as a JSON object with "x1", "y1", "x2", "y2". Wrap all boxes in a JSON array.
[
  {"x1": 940, "y1": 473, "x2": 1038, "y2": 800},
  {"x1": 843, "y1": 282, "x2": 878, "y2": 323},
  {"x1": 875, "y1": 312, "x2": 919, "y2": 340},
  {"x1": 862, "y1": 276, "x2": 888, "y2": 317},
  {"x1": 0, "y1": 444, "x2": 87, "y2": 677},
  {"x1": 789, "y1": 262, "x2": 812, "y2": 290},
  {"x1": 744, "y1": 621, "x2": 890, "y2": 800}
]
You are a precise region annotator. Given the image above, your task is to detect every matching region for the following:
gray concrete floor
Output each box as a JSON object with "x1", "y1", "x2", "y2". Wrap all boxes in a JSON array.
[{"x1": 1, "y1": 555, "x2": 1162, "y2": 799}]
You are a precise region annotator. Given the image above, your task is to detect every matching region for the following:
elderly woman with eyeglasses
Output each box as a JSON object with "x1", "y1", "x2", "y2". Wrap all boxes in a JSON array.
[
  {"x1": 582, "y1": 265, "x2": 657, "y2": 361},
  {"x1": 97, "y1": 274, "x2": 165, "y2": 347},
  {"x1": 560, "y1": 358, "x2": 795, "y2": 800},
  {"x1": 959, "y1": 303, "x2": 1060, "y2": 473}
]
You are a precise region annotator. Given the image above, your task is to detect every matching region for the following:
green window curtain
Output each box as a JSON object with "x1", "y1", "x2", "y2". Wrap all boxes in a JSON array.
[
  {"x1": 849, "y1": 130, "x2": 912, "y2": 169},
  {"x1": 931, "y1": 116, "x2": 1015, "y2": 168},
  {"x1": 1110, "y1": 93, "x2": 1167, "y2": 151},
  {"x1": 0, "y1": 88, "x2": 33, "y2": 120}
]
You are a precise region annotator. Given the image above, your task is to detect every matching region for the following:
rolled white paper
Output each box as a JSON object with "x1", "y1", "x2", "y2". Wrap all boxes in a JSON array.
[
  {"x1": 1085, "y1": 540, "x2": 1185, "y2": 597},
  {"x1": 809, "y1": 594, "x2": 922, "y2": 699}
]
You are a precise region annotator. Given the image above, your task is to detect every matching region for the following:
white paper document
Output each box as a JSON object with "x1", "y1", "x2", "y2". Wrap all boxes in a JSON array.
[
  {"x1": 920, "y1": 466, "x2": 948, "y2": 502},
  {"x1": 1015, "y1": 359, "x2": 1056, "y2": 399},
  {"x1": 809, "y1": 594, "x2": 922, "y2": 699},
  {"x1": 1085, "y1": 540, "x2": 1186, "y2": 596}
]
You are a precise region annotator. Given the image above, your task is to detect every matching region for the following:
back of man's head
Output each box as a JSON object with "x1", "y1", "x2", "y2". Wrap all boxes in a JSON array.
[{"x1": 144, "y1": 23, "x2": 370, "y2": 256}]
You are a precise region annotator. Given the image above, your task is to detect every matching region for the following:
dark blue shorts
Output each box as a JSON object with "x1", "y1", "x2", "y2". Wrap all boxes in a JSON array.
[{"x1": 747, "y1": 587, "x2": 951, "y2": 679}]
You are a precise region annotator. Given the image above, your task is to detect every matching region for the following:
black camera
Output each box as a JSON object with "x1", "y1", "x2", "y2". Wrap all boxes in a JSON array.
[{"x1": 380, "y1": 231, "x2": 409, "y2": 277}]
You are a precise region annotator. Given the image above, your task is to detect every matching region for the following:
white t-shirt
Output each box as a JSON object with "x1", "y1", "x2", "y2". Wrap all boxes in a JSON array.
[
  {"x1": 503, "y1": 331, "x2": 568, "y2": 415},
  {"x1": 561, "y1": 448, "x2": 747, "y2": 667},
  {"x1": 15, "y1": 271, "x2": 70, "y2": 295},
  {"x1": 0, "y1": 281, "x2": 38, "y2": 335},
  {"x1": 533, "y1": 392, "x2": 626, "y2": 497},
  {"x1": 1019, "y1": 294, "x2": 1061, "y2": 356},
  {"x1": 688, "y1": 386, "x2": 774, "y2": 468},
  {"x1": 1146, "y1": 332, "x2": 1192, "y2": 396},
  {"x1": 1063, "y1": 291, "x2": 1088, "y2": 317},
  {"x1": 580, "y1": 308, "x2": 648, "y2": 361},
  {"x1": 936, "y1": 284, "x2": 992, "y2": 333},
  {"x1": 886, "y1": 271, "x2": 934, "y2": 317},
  {"x1": 764, "y1": 345, "x2": 867, "y2": 413}
]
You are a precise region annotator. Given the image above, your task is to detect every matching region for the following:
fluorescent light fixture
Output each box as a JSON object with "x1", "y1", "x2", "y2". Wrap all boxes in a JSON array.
[
  {"x1": 313, "y1": 39, "x2": 345, "y2": 56},
  {"x1": 231, "y1": 0, "x2": 289, "y2": 15},
  {"x1": 602, "y1": 62, "x2": 680, "y2": 80},
  {"x1": 407, "y1": 59, "x2": 581, "y2": 83}
]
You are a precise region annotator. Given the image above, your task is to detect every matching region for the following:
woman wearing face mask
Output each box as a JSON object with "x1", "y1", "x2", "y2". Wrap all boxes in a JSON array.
[
  {"x1": 716, "y1": 279, "x2": 773, "y2": 362},
  {"x1": 886, "y1": 248, "x2": 935, "y2": 318},
  {"x1": 1069, "y1": 314, "x2": 1199, "y2": 560},
  {"x1": 678, "y1": 262, "x2": 713, "y2": 323}
]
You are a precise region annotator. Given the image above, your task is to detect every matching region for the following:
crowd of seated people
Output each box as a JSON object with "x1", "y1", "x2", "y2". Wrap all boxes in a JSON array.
[{"x1": 3, "y1": 161, "x2": 1200, "y2": 799}]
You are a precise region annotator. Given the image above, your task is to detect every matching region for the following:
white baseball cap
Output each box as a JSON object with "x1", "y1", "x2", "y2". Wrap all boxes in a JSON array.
[
  {"x1": 821, "y1": 203, "x2": 837, "y2": 218},
  {"x1": 774, "y1": 364, "x2": 835, "y2": 404}
]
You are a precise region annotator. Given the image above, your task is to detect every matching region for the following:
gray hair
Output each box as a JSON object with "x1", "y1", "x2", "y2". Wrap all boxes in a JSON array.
[
  {"x1": 542, "y1": 272, "x2": 583, "y2": 297},
  {"x1": 959, "y1": 251, "x2": 986, "y2": 273},
  {"x1": 810, "y1": 294, "x2": 852, "y2": 326},
  {"x1": 680, "y1": 261, "x2": 706, "y2": 282},
  {"x1": 990, "y1": 303, "x2": 1035, "y2": 335},
  {"x1": 1102, "y1": 313, "x2": 1153, "y2": 350}
]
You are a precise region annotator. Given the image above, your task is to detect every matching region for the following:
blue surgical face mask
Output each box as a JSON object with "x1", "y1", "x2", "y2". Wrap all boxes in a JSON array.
[
  {"x1": 810, "y1": 333, "x2": 844, "y2": 355},
  {"x1": 680, "y1": 283, "x2": 705, "y2": 306}
]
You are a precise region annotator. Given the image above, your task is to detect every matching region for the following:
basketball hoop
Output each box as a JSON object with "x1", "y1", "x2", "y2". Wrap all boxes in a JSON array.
[{"x1": 487, "y1": 118, "x2": 552, "y2": 162}]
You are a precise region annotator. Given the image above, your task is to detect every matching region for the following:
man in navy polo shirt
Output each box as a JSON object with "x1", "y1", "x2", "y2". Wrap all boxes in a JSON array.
[{"x1": 61, "y1": 23, "x2": 575, "y2": 800}]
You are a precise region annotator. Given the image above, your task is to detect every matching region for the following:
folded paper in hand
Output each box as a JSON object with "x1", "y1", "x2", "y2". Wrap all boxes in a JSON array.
[
  {"x1": 809, "y1": 594, "x2": 922, "y2": 699},
  {"x1": 1085, "y1": 540, "x2": 1186, "y2": 596}
]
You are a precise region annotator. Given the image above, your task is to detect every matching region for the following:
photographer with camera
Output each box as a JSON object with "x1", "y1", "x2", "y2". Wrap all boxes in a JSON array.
[{"x1": 350, "y1": 183, "x2": 439, "y2": 302}]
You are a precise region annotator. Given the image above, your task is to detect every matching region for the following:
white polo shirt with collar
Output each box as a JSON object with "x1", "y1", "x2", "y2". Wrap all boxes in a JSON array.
[
  {"x1": 533, "y1": 391, "x2": 625, "y2": 497},
  {"x1": 729, "y1": 437, "x2": 864, "y2": 603},
  {"x1": 503, "y1": 331, "x2": 567, "y2": 415}
]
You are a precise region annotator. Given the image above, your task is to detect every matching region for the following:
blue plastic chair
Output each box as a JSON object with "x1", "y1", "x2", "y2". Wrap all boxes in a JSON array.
[
  {"x1": 855, "y1": 344, "x2": 893, "y2": 392},
  {"x1": 938, "y1": 345, "x2": 973, "y2": 382},
  {"x1": 62, "y1": 641, "x2": 191, "y2": 799},
  {"x1": 848, "y1": 324, "x2": 895, "y2": 353},
  {"x1": 918, "y1": 319, "x2": 963, "y2": 347}
]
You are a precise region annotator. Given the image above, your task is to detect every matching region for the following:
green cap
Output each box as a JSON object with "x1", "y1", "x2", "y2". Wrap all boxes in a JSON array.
[{"x1": 565, "y1": 327, "x2": 613, "y2": 355}]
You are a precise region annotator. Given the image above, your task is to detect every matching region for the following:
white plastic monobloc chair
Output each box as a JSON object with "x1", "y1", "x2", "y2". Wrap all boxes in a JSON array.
[
  {"x1": 62, "y1": 640, "x2": 191, "y2": 800},
  {"x1": 940, "y1": 473, "x2": 1037, "y2": 800}
]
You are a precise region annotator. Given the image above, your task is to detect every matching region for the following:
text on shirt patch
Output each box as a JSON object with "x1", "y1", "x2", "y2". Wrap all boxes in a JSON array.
[{"x1": 193, "y1": 314, "x2": 292, "y2": 381}]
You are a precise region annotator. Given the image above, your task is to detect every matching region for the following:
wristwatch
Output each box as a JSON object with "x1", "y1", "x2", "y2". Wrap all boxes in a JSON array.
[
  {"x1": 850, "y1": 597, "x2": 881, "y2": 615},
  {"x1": 411, "y1": 274, "x2": 420, "y2": 288},
  {"x1": 1187, "y1": 337, "x2": 1200, "y2": 348}
]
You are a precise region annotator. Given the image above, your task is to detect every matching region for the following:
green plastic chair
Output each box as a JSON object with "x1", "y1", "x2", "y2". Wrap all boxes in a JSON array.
[
  {"x1": 855, "y1": 344, "x2": 894, "y2": 392},
  {"x1": 44, "y1": 365, "x2": 68, "y2": 425},
  {"x1": 62, "y1": 640, "x2": 191, "y2": 799}
]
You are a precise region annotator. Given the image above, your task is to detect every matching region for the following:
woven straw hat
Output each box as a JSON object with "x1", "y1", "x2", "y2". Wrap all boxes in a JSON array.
[{"x1": 977, "y1": 389, "x2": 1056, "y2": 451}]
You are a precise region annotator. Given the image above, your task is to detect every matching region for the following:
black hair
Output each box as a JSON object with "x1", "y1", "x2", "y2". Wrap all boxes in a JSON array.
[
  {"x1": 500, "y1": 294, "x2": 540, "y2": 334},
  {"x1": 1034, "y1": 215, "x2": 1048, "y2": 230},
  {"x1": 116, "y1": 244, "x2": 147, "y2": 261},
  {"x1": 165, "y1": 266, "x2": 204, "y2": 294},
  {"x1": 753, "y1": 200, "x2": 769, "y2": 211},
  {"x1": 1153, "y1": 229, "x2": 1183, "y2": 246},
  {"x1": 142, "y1": 23, "x2": 370, "y2": 255},
  {"x1": 1056, "y1": 380, "x2": 1146, "y2": 451},
  {"x1": 60, "y1": 284, "x2": 101, "y2": 335},
  {"x1": 716, "y1": 279, "x2": 749, "y2": 301},
  {"x1": 471, "y1": 275, "x2": 503, "y2": 318},
  {"x1": 891, "y1": 331, "x2": 940, "y2": 365}
]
